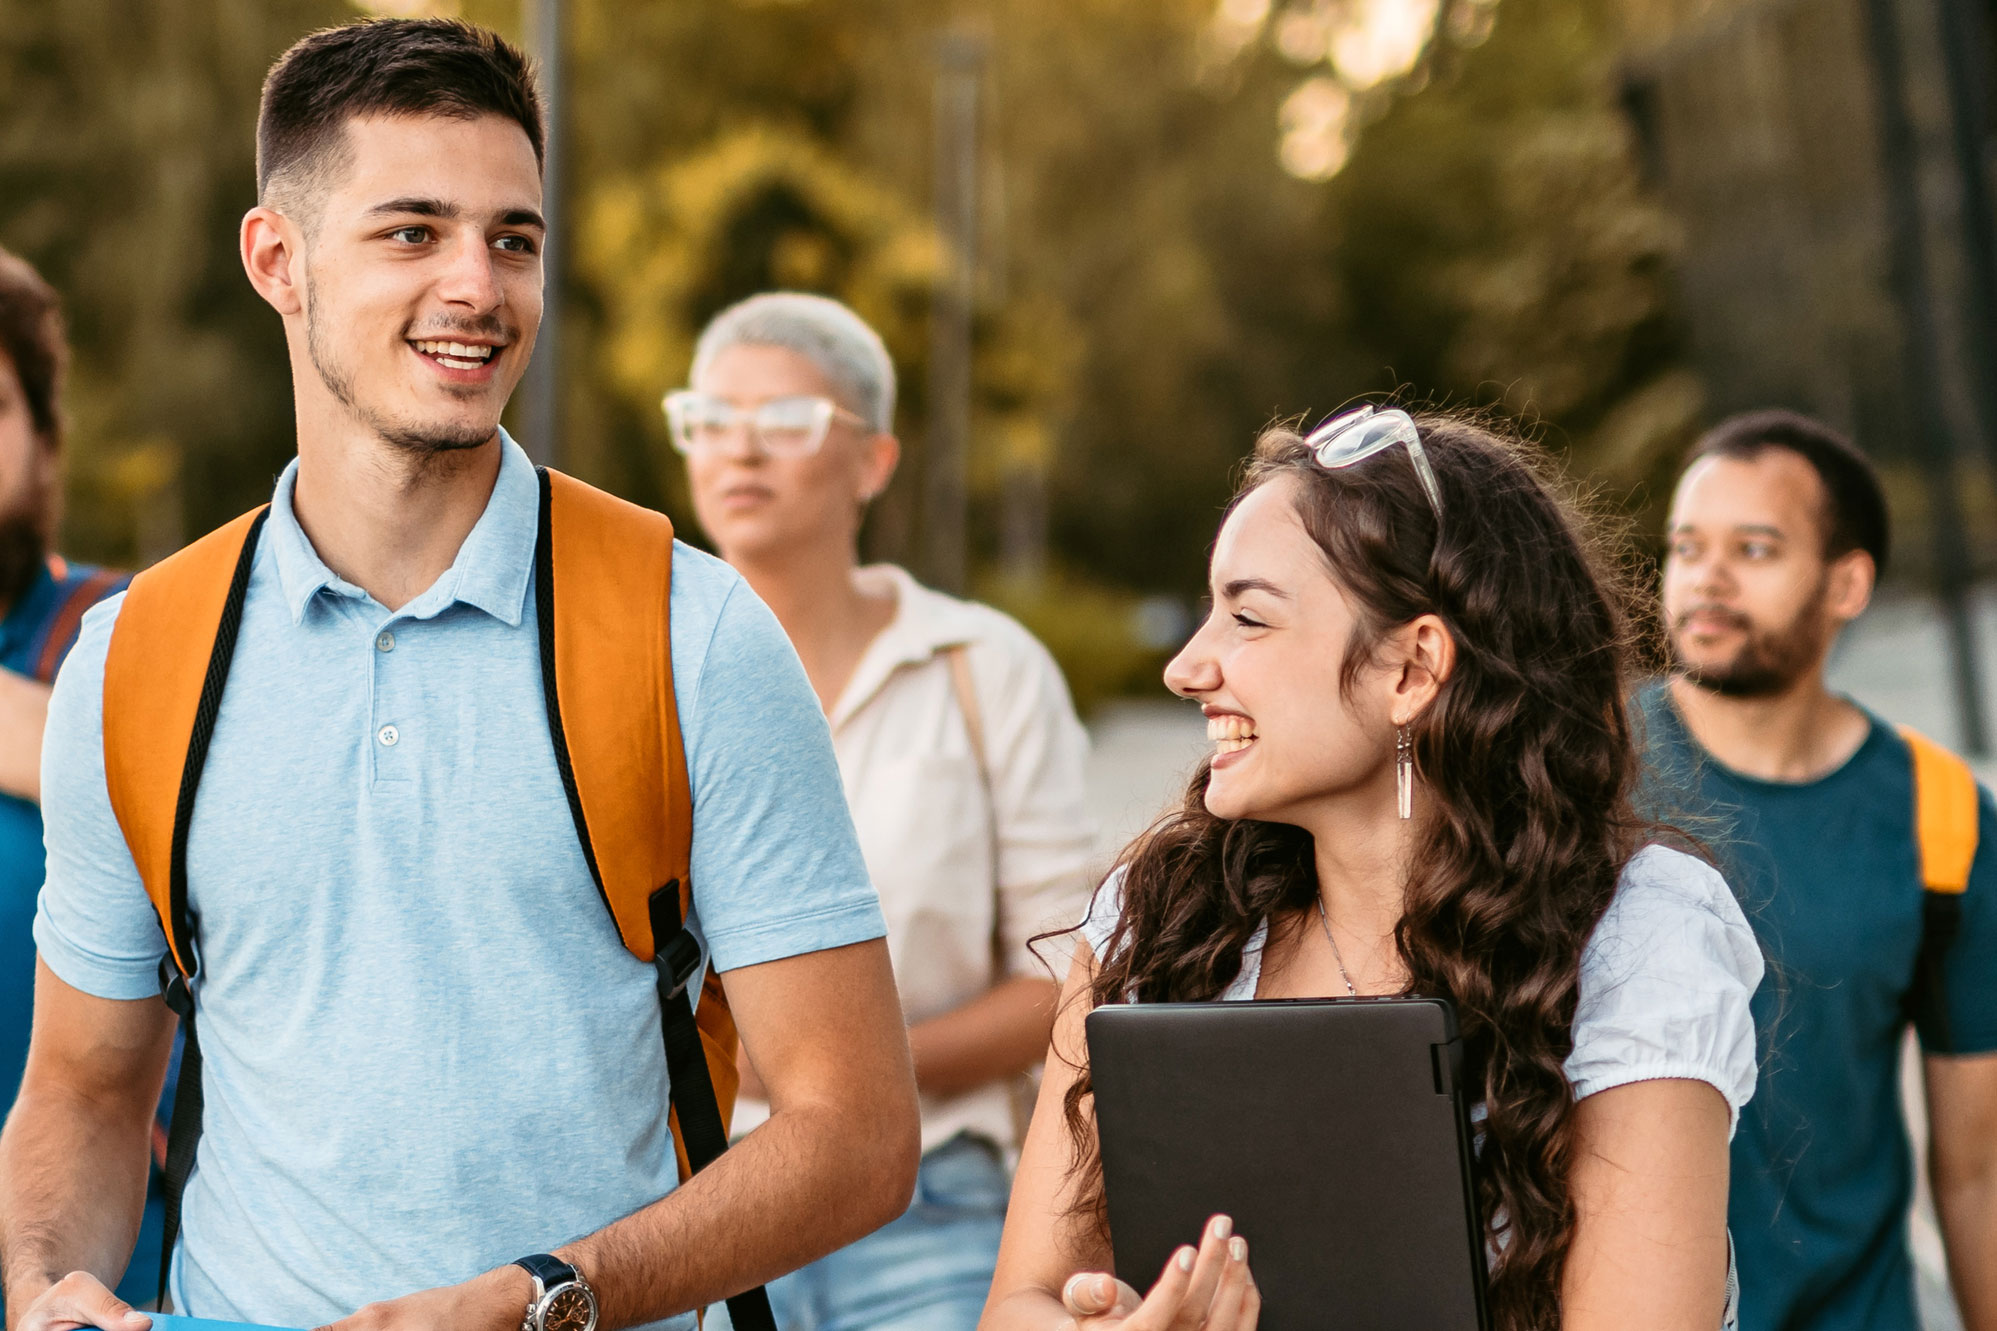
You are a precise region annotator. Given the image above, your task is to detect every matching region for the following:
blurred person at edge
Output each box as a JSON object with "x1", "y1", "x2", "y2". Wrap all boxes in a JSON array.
[
  {"x1": 1645, "y1": 410, "x2": 1997, "y2": 1331},
  {"x1": 0, "y1": 246, "x2": 136, "y2": 1292},
  {"x1": 672, "y1": 291, "x2": 1097, "y2": 1331},
  {"x1": 984, "y1": 411, "x2": 1763, "y2": 1331},
  {"x1": 0, "y1": 19, "x2": 918, "y2": 1331}
]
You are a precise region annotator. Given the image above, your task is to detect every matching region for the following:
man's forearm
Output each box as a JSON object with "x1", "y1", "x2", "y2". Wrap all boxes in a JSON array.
[
  {"x1": 560, "y1": 1097, "x2": 918, "y2": 1329},
  {"x1": 0, "y1": 1081, "x2": 155, "y2": 1309},
  {"x1": 1936, "y1": 1167, "x2": 1997, "y2": 1330},
  {"x1": 0, "y1": 669, "x2": 51, "y2": 804}
]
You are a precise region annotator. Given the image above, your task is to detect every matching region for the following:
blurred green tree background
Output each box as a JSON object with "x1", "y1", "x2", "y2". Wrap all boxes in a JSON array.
[{"x1": 0, "y1": 0, "x2": 1694, "y2": 705}]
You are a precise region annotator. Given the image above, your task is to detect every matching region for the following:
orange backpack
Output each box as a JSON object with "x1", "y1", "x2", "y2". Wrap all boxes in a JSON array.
[
  {"x1": 1899, "y1": 725, "x2": 1980, "y2": 1049},
  {"x1": 100, "y1": 468, "x2": 772, "y2": 1329}
]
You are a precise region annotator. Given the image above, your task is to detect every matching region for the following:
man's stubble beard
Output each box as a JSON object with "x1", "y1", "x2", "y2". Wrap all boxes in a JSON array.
[
  {"x1": 0, "y1": 501, "x2": 47, "y2": 614},
  {"x1": 1669, "y1": 575, "x2": 1834, "y2": 699},
  {"x1": 304, "y1": 268, "x2": 501, "y2": 463}
]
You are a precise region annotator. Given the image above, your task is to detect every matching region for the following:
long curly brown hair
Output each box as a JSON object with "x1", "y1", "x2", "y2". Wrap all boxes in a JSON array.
[{"x1": 1065, "y1": 412, "x2": 1655, "y2": 1330}]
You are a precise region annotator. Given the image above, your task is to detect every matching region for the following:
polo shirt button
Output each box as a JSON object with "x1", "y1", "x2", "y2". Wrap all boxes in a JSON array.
[
  {"x1": 376, "y1": 631, "x2": 395, "y2": 653},
  {"x1": 377, "y1": 724, "x2": 400, "y2": 748}
]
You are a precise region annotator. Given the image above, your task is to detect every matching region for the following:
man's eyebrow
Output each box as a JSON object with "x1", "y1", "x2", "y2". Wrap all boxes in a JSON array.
[
  {"x1": 499, "y1": 208, "x2": 546, "y2": 230},
  {"x1": 367, "y1": 197, "x2": 457, "y2": 220},
  {"x1": 1221, "y1": 577, "x2": 1291, "y2": 600},
  {"x1": 1730, "y1": 524, "x2": 1786, "y2": 539}
]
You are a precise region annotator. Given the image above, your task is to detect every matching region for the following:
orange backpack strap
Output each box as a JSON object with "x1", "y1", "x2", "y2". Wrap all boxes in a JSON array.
[
  {"x1": 1899, "y1": 725, "x2": 1979, "y2": 894},
  {"x1": 1898, "y1": 725, "x2": 1982, "y2": 1051},
  {"x1": 100, "y1": 505, "x2": 269, "y2": 1308},
  {"x1": 102, "y1": 507, "x2": 270, "y2": 977},
  {"x1": 536, "y1": 469, "x2": 771, "y2": 1331}
]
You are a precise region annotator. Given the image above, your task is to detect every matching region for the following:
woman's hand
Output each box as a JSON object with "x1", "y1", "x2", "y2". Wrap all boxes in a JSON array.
[{"x1": 1059, "y1": 1215, "x2": 1259, "y2": 1329}]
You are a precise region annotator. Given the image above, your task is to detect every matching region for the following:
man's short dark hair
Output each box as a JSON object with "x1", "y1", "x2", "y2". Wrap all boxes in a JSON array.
[
  {"x1": 1683, "y1": 409, "x2": 1891, "y2": 579},
  {"x1": 257, "y1": 18, "x2": 543, "y2": 213},
  {"x1": 0, "y1": 245, "x2": 68, "y2": 451}
]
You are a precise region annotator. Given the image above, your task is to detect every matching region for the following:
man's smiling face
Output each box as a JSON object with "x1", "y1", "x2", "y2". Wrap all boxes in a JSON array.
[{"x1": 293, "y1": 112, "x2": 543, "y2": 455}]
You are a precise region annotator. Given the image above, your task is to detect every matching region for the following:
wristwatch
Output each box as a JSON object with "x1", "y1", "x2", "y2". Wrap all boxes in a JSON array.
[{"x1": 513, "y1": 1253, "x2": 598, "y2": 1331}]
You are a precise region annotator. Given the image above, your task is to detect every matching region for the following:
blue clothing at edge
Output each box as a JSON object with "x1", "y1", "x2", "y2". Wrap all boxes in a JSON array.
[
  {"x1": 0, "y1": 558, "x2": 157, "y2": 1310},
  {"x1": 1638, "y1": 685, "x2": 1997, "y2": 1331},
  {"x1": 35, "y1": 436, "x2": 885, "y2": 1330}
]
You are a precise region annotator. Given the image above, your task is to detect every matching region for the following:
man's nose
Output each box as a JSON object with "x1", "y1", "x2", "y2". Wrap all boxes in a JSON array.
[{"x1": 436, "y1": 235, "x2": 503, "y2": 312}]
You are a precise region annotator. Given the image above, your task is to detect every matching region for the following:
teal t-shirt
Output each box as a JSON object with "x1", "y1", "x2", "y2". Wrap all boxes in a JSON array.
[{"x1": 1638, "y1": 685, "x2": 1997, "y2": 1331}]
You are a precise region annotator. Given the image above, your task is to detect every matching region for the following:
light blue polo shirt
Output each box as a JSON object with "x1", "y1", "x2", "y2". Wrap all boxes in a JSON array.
[{"x1": 35, "y1": 435, "x2": 885, "y2": 1330}]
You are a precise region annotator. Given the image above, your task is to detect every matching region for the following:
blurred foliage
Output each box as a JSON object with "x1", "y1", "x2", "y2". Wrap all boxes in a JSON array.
[{"x1": 0, "y1": 0, "x2": 1703, "y2": 698}]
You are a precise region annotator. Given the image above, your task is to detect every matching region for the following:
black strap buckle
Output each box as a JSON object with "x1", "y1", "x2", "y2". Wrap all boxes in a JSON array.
[
  {"x1": 657, "y1": 929, "x2": 704, "y2": 1000},
  {"x1": 157, "y1": 955, "x2": 194, "y2": 1019}
]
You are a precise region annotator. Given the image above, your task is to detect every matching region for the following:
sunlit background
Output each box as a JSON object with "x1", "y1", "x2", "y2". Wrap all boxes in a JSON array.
[{"x1": 4, "y1": 0, "x2": 1997, "y2": 748}]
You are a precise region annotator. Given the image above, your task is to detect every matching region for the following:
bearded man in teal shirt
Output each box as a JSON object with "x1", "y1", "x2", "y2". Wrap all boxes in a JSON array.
[{"x1": 1646, "y1": 410, "x2": 1997, "y2": 1331}]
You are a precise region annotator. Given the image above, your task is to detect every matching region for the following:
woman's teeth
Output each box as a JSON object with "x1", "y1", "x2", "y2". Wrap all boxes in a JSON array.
[{"x1": 1207, "y1": 715, "x2": 1257, "y2": 753}]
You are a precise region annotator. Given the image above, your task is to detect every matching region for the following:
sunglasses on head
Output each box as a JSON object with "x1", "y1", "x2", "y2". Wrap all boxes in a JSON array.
[{"x1": 1304, "y1": 405, "x2": 1444, "y2": 520}]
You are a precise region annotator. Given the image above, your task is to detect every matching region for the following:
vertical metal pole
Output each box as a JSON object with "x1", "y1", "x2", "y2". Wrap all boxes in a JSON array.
[
  {"x1": 924, "y1": 32, "x2": 983, "y2": 595},
  {"x1": 520, "y1": 0, "x2": 563, "y2": 468},
  {"x1": 1862, "y1": 0, "x2": 1990, "y2": 754}
]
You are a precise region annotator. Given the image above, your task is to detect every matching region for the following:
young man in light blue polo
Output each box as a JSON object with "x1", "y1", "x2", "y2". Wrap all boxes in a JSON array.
[{"x1": 0, "y1": 19, "x2": 918, "y2": 1331}]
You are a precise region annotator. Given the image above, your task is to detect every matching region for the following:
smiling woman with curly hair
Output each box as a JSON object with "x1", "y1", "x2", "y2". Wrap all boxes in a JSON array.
[{"x1": 979, "y1": 407, "x2": 1764, "y2": 1331}]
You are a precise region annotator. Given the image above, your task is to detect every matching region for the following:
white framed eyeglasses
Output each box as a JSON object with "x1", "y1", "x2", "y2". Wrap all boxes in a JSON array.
[
  {"x1": 1304, "y1": 405, "x2": 1444, "y2": 518},
  {"x1": 662, "y1": 390, "x2": 869, "y2": 458}
]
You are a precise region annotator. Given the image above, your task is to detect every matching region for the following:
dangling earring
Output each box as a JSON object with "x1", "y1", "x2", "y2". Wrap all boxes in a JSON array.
[{"x1": 1396, "y1": 725, "x2": 1414, "y2": 820}]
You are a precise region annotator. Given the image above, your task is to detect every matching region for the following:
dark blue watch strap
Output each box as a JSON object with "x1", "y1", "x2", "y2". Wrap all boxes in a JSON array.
[{"x1": 514, "y1": 1253, "x2": 580, "y2": 1290}]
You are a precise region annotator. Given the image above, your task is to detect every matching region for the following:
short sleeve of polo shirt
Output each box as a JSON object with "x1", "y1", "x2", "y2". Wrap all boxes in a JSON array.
[
  {"x1": 1914, "y1": 784, "x2": 1997, "y2": 1056},
  {"x1": 671, "y1": 545, "x2": 885, "y2": 971},
  {"x1": 35, "y1": 594, "x2": 170, "y2": 1001}
]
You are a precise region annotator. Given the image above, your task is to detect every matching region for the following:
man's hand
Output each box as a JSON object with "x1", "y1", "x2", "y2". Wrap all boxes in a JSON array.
[
  {"x1": 7, "y1": 1270, "x2": 151, "y2": 1331},
  {"x1": 314, "y1": 1264, "x2": 531, "y2": 1331}
]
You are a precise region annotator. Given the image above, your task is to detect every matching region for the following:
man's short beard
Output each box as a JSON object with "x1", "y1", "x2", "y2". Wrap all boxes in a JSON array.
[
  {"x1": 304, "y1": 271, "x2": 497, "y2": 460},
  {"x1": 0, "y1": 503, "x2": 46, "y2": 612},
  {"x1": 1669, "y1": 579, "x2": 1833, "y2": 699}
]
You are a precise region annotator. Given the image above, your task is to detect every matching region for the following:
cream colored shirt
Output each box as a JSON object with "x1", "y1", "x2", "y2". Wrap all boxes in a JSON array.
[{"x1": 735, "y1": 565, "x2": 1098, "y2": 1153}]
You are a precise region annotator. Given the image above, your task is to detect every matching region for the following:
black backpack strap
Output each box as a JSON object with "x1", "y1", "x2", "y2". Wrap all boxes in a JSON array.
[
  {"x1": 532, "y1": 475, "x2": 775, "y2": 1331},
  {"x1": 649, "y1": 890, "x2": 777, "y2": 1331},
  {"x1": 1913, "y1": 889, "x2": 1965, "y2": 1051},
  {"x1": 154, "y1": 508, "x2": 265, "y2": 1309}
]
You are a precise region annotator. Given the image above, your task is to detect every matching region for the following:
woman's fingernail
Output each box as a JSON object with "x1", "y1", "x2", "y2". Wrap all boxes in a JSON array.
[
  {"x1": 1210, "y1": 1215, "x2": 1233, "y2": 1240},
  {"x1": 1177, "y1": 1246, "x2": 1197, "y2": 1272},
  {"x1": 1230, "y1": 1236, "x2": 1247, "y2": 1262}
]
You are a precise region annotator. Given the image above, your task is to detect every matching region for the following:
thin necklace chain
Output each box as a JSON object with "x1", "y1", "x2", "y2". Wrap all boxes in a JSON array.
[{"x1": 1314, "y1": 895, "x2": 1360, "y2": 998}]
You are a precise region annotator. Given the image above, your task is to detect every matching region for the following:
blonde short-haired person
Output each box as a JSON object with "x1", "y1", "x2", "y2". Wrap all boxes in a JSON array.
[{"x1": 672, "y1": 293, "x2": 1097, "y2": 1331}]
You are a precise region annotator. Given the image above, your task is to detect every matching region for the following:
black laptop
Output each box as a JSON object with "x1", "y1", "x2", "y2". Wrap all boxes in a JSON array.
[{"x1": 1086, "y1": 996, "x2": 1489, "y2": 1331}]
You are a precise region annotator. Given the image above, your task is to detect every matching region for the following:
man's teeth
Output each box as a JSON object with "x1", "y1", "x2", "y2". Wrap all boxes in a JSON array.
[
  {"x1": 1207, "y1": 715, "x2": 1257, "y2": 752},
  {"x1": 413, "y1": 339, "x2": 496, "y2": 368}
]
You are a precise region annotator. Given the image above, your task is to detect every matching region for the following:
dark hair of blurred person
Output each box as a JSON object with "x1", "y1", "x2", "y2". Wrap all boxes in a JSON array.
[
  {"x1": 986, "y1": 410, "x2": 1761, "y2": 1331},
  {"x1": 1649, "y1": 410, "x2": 1997, "y2": 1331},
  {"x1": 0, "y1": 246, "x2": 65, "y2": 610}
]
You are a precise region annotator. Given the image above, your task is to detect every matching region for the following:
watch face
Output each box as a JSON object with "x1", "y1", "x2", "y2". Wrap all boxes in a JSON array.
[{"x1": 543, "y1": 1285, "x2": 595, "y2": 1331}]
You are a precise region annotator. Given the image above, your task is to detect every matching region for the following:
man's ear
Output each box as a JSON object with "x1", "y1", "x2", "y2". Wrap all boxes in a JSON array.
[
  {"x1": 241, "y1": 206, "x2": 306, "y2": 317},
  {"x1": 1826, "y1": 549, "x2": 1876, "y2": 624},
  {"x1": 1390, "y1": 613, "x2": 1456, "y2": 727}
]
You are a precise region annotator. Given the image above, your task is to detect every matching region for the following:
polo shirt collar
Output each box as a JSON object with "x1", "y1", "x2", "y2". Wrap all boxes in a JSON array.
[{"x1": 266, "y1": 430, "x2": 539, "y2": 627}]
